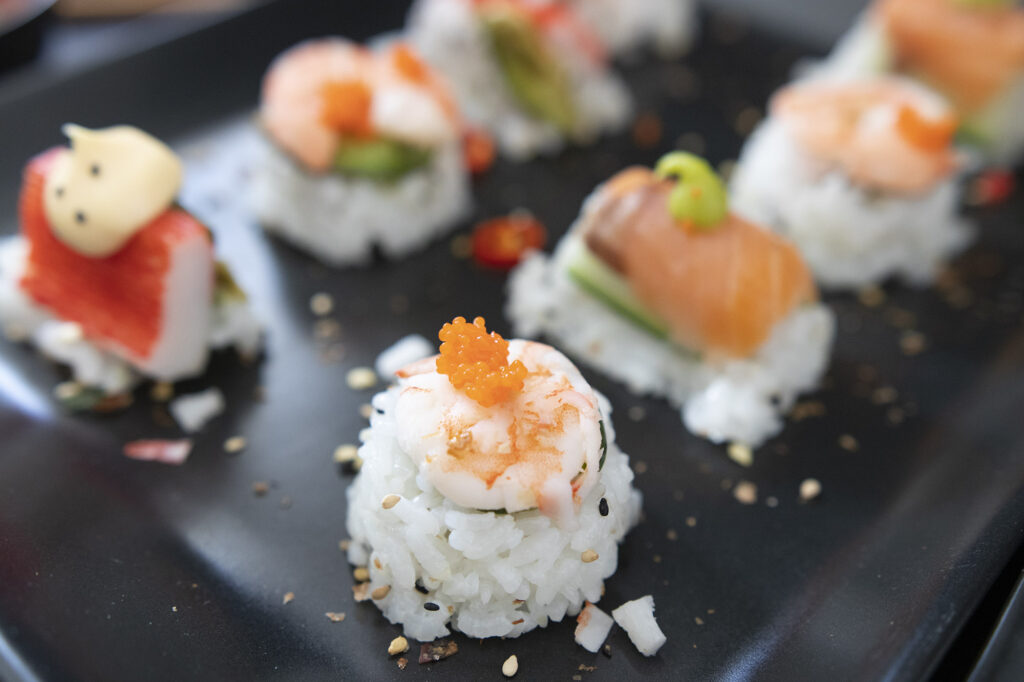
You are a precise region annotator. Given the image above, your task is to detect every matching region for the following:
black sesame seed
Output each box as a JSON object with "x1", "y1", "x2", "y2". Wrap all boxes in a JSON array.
[
  {"x1": 55, "y1": 187, "x2": 64, "y2": 198},
  {"x1": 75, "y1": 211, "x2": 86, "y2": 224},
  {"x1": 90, "y1": 164, "x2": 101, "y2": 177},
  {"x1": 415, "y1": 581, "x2": 429, "y2": 595},
  {"x1": 598, "y1": 498, "x2": 609, "y2": 517},
  {"x1": 423, "y1": 602, "x2": 440, "y2": 611}
]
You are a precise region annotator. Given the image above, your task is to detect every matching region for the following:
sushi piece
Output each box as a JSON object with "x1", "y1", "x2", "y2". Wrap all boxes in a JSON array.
[
  {"x1": 508, "y1": 152, "x2": 835, "y2": 447},
  {"x1": 253, "y1": 39, "x2": 474, "y2": 266},
  {"x1": 563, "y1": 0, "x2": 697, "y2": 59},
  {"x1": 0, "y1": 124, "x2": 260, "y2": 399},
  {"x1": 407, "y1": 0, "x2": 632, "y2": 159},
  {"x1": 345, "y1": 316, "x2": 641, "y2": 641},
  {"x1": 820, "y1": 0, "x2": 1024, "y2": 164},
  {"x1": 730, "y1": 77, "x2": 972, "y2": 289}
]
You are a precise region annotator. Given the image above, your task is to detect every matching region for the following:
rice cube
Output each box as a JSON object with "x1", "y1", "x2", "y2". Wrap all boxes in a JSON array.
[
  {"x1": 612, "y1": 595, "x2": 666, "y2": 657},
  {"x1": 574, "y1": 602, "x2": 614, "y2": 653},
  {"x1": 375, "y1": 334, "x2": 435, "y2": 378}
]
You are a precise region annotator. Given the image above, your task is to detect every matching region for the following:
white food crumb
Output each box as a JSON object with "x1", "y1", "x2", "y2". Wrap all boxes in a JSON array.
[
  {"x1": 374, "y1": 334, "x2": 435, "y2": 378},
  {"x1": 727, "y1": 442, "x2": 753, "y2": 467},
  {"x1": 612, "y1": 595, "x2": 666, "y2": 657},
  {"x1": 574, "y1": 602, "x2": 614, "y2": 653},
  {"x1": 170, "y1": 388, "x2": 225, "y2": 433}
]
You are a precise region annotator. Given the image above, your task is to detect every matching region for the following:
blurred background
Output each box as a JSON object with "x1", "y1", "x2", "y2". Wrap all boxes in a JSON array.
[{"x1": 0, "y1": 0, "x2": 869, "y2": 86}]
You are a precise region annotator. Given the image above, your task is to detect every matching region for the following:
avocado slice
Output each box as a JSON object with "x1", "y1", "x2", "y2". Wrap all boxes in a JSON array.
[
  {"x1": 480, "y1": 6, "x2": 577, "y2": 133},
  {"x1": 333, "y1": 137, "x2": 433, "y2": 183}
]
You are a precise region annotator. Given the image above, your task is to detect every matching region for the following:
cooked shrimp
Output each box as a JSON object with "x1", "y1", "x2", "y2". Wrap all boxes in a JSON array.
[
  {"x1": 260, "y1": 39, "x2": 460, "y2": 171},
  {"x1": 876, "y1": 0, "x2": 1024, "y2": 113},
  {"x1": 772, "y1": 77, "x2": 958, "y2": 194},
  {"x1": 394, "y1": 318, "x2": 603, "y2": 528}
]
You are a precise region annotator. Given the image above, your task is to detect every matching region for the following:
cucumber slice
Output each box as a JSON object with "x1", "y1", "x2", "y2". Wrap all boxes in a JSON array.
[
  {"x1": 564, "y1": 237, "x2": 669, "y2": 340},
  {"x1": 333, "y1": 137, "x2": 432, "y2": 182}
]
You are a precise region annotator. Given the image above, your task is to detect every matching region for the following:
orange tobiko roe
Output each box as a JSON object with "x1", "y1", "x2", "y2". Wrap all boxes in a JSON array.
[
  {"x1": 436, "y1": 316, "x2": 527, "y2": 407},
  {"x1": 320, "y1": 79, "x2": 374, "y2": 137}
]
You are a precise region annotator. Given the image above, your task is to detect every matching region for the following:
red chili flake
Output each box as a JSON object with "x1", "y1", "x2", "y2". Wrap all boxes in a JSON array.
[
  {"x1": 463, "y1": 127, "x2": 496, "y2": 175},
  {"x1": 123, "y1": 439, "x2": 193, "y2": 465},
  {"x1": 472, "y1": 213, "x2": 546, "y2": 270},
  {"x1": 418, "y1": 639, "x2": 458, "y2": 664},
  {"x1": 969, "y1": 169, "x2": 1015, "y2": 206}
]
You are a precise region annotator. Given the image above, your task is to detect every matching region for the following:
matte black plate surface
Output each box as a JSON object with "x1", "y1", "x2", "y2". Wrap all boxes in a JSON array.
[{"x1": 1, "y1": 2, "x2": 1023, "y2": 680}]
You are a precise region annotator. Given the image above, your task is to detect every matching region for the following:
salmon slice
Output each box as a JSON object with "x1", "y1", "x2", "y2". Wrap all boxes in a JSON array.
[
  {"x1": 876, "y1": 0, "x2": 1024, "y2": 113},
  {"x1": 19, "y1": 149, "x2": 215, "y2": 380},
  {"x1": 581, "y1": 168, "x2": 817, "y2": 358}
]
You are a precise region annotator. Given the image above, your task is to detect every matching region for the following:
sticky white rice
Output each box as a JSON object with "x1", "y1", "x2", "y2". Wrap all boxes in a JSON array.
[
  {"x1": 0, "y1": 237, "x2": 261, "y2": 395},
  {"x1": 345, "y1": 384, "x2": 641, "y2": 641},
  {"x1": 251, "y1": 136, "x2": 470, "y2": 266},
  {"x1": 407, "y1": 0, "x2": 632, "y2": 160},
  {"x1": 507, "y1": 234, "x2": 834, "y2": 447},
  {"x1": 568, "y1": 0, "x2": 697, "y2": 58},
  {"x1": 730, "y1": 118, "x2": 973, "y2": 289},
  {"x1": 816, "y1": 16, "x2": 1024, "y2": 165}
]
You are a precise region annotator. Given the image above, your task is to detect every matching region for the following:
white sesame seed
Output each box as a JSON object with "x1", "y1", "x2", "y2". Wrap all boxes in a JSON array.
[
  {"x1": 799, "y1": 478, "x2": 822, "y2": 502},
  {"x1": 333, "y1": 444, "x2": 358, "y2": 463},
  {"x1": 727, "y1": 442, "x2": 753, "y2": 467},
  {"x1": 388, "y1": 636, "x2": 409, "y2": 656},
  {"x1": 581, "y1": 549, "x2": 599, "y2": 563},
  {"x1": 353, "y1": 567, "x2": 369, "y2": 582},
  {"x1": 223, "y1": 436, "x2": 246, "y2": 453},
  {"x1": 502, "y1": 655, "x2": 519, "y2": 677},
  {"x1": 733, "y1": 481, "x2": 758, "y2": 505},
  {"x1": 371, "y1": 585, "x2": 391, "y2": 600},
  {"x1": 346, "y1": 367, "x2": 377, "y2": 390},
  {"x1": 309, "y1": 292, "x2": 334, "y2": 316},
  {"x1": 381, "y1": 494, "x2": 401, "y2": 510}
]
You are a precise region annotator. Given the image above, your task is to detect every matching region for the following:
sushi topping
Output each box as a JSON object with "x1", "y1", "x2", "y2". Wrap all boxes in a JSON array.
[
  {"x1": 436, "y1": 316, "x2": 527, "y2": 406},
  {"x1": 42, "y1": 124, "x2": 183, "y2": 257},
  {"x1": 772, "y1": 77, "x2": 959, "y2": 194},
  {"x1": 123, "y1": 439, "x2": 194, "y2": 465},
  {"x1": 261, "y1": 40, "x2": 458, "y2": 175},
  {"x1": 654, "y1": 152, "x2": 728, "y2": 230},
  {"x1": 571, "y1": 166, "x2": 816, "y2": 357},
  {"x1": 480, "y1": 1, "x2": 577, "y2": 133},
  {"x1": 877, "y1": 0, "x2": 1024, "y2": 113},
  {"x1": 471, "y1": 213, "x2": 547, "y2": 270},
  {"x1": 394, "y1": 327, "x2": 604, "y2": 524}
]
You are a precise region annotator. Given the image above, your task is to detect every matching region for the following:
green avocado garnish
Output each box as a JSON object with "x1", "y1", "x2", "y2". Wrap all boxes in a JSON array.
[
  {"x1": 481, "y1": 5, "x2": 576, "y2": 133},
  {"x1": 333, "y1": 137, "x2": 433, "y2": 182}
]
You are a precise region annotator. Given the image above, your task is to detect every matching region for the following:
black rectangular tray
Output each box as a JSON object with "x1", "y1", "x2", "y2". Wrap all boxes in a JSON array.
[{"x1": 1, "y1": 1, "x2": 1023, "y2": 680}]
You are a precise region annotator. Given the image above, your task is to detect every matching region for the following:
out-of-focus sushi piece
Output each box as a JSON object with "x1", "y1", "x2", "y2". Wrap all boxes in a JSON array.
[
  {"x1": 730, "y1": 77, "x2": 972, "y2": 289},
  {"x1": 0, "y1": 124, "x2": 261, "y2": 401},
  {"x1": 508, "y1": 152, "x2": 835, "y2": 447},
  {"x1": 253, "y1": 39, "x2": 476, "y2": 266},
  {"x1": 345, "y1": 316, "x2": 641, "y2": 641},
  {"x1": 820, "y1": 0, "x2": 1024, "y2": 164},
  {"x1": 563, "y1": 0, "x2": 697, "y2": 59},
  {"x1": 407, "y1": 0, "x2": 632, "y2": 160}
]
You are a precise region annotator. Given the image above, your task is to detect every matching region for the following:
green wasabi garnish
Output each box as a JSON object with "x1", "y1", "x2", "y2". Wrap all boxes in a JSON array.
[
  {"x1": 333, "y1": 138, "x2": 432, "y2": 182},
  {"x1": 481, "y1": 5, "x2": 576, "y2": 133},
  {"x1": 654, "y1": 152, "x2": 728, "y2": 230}
]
